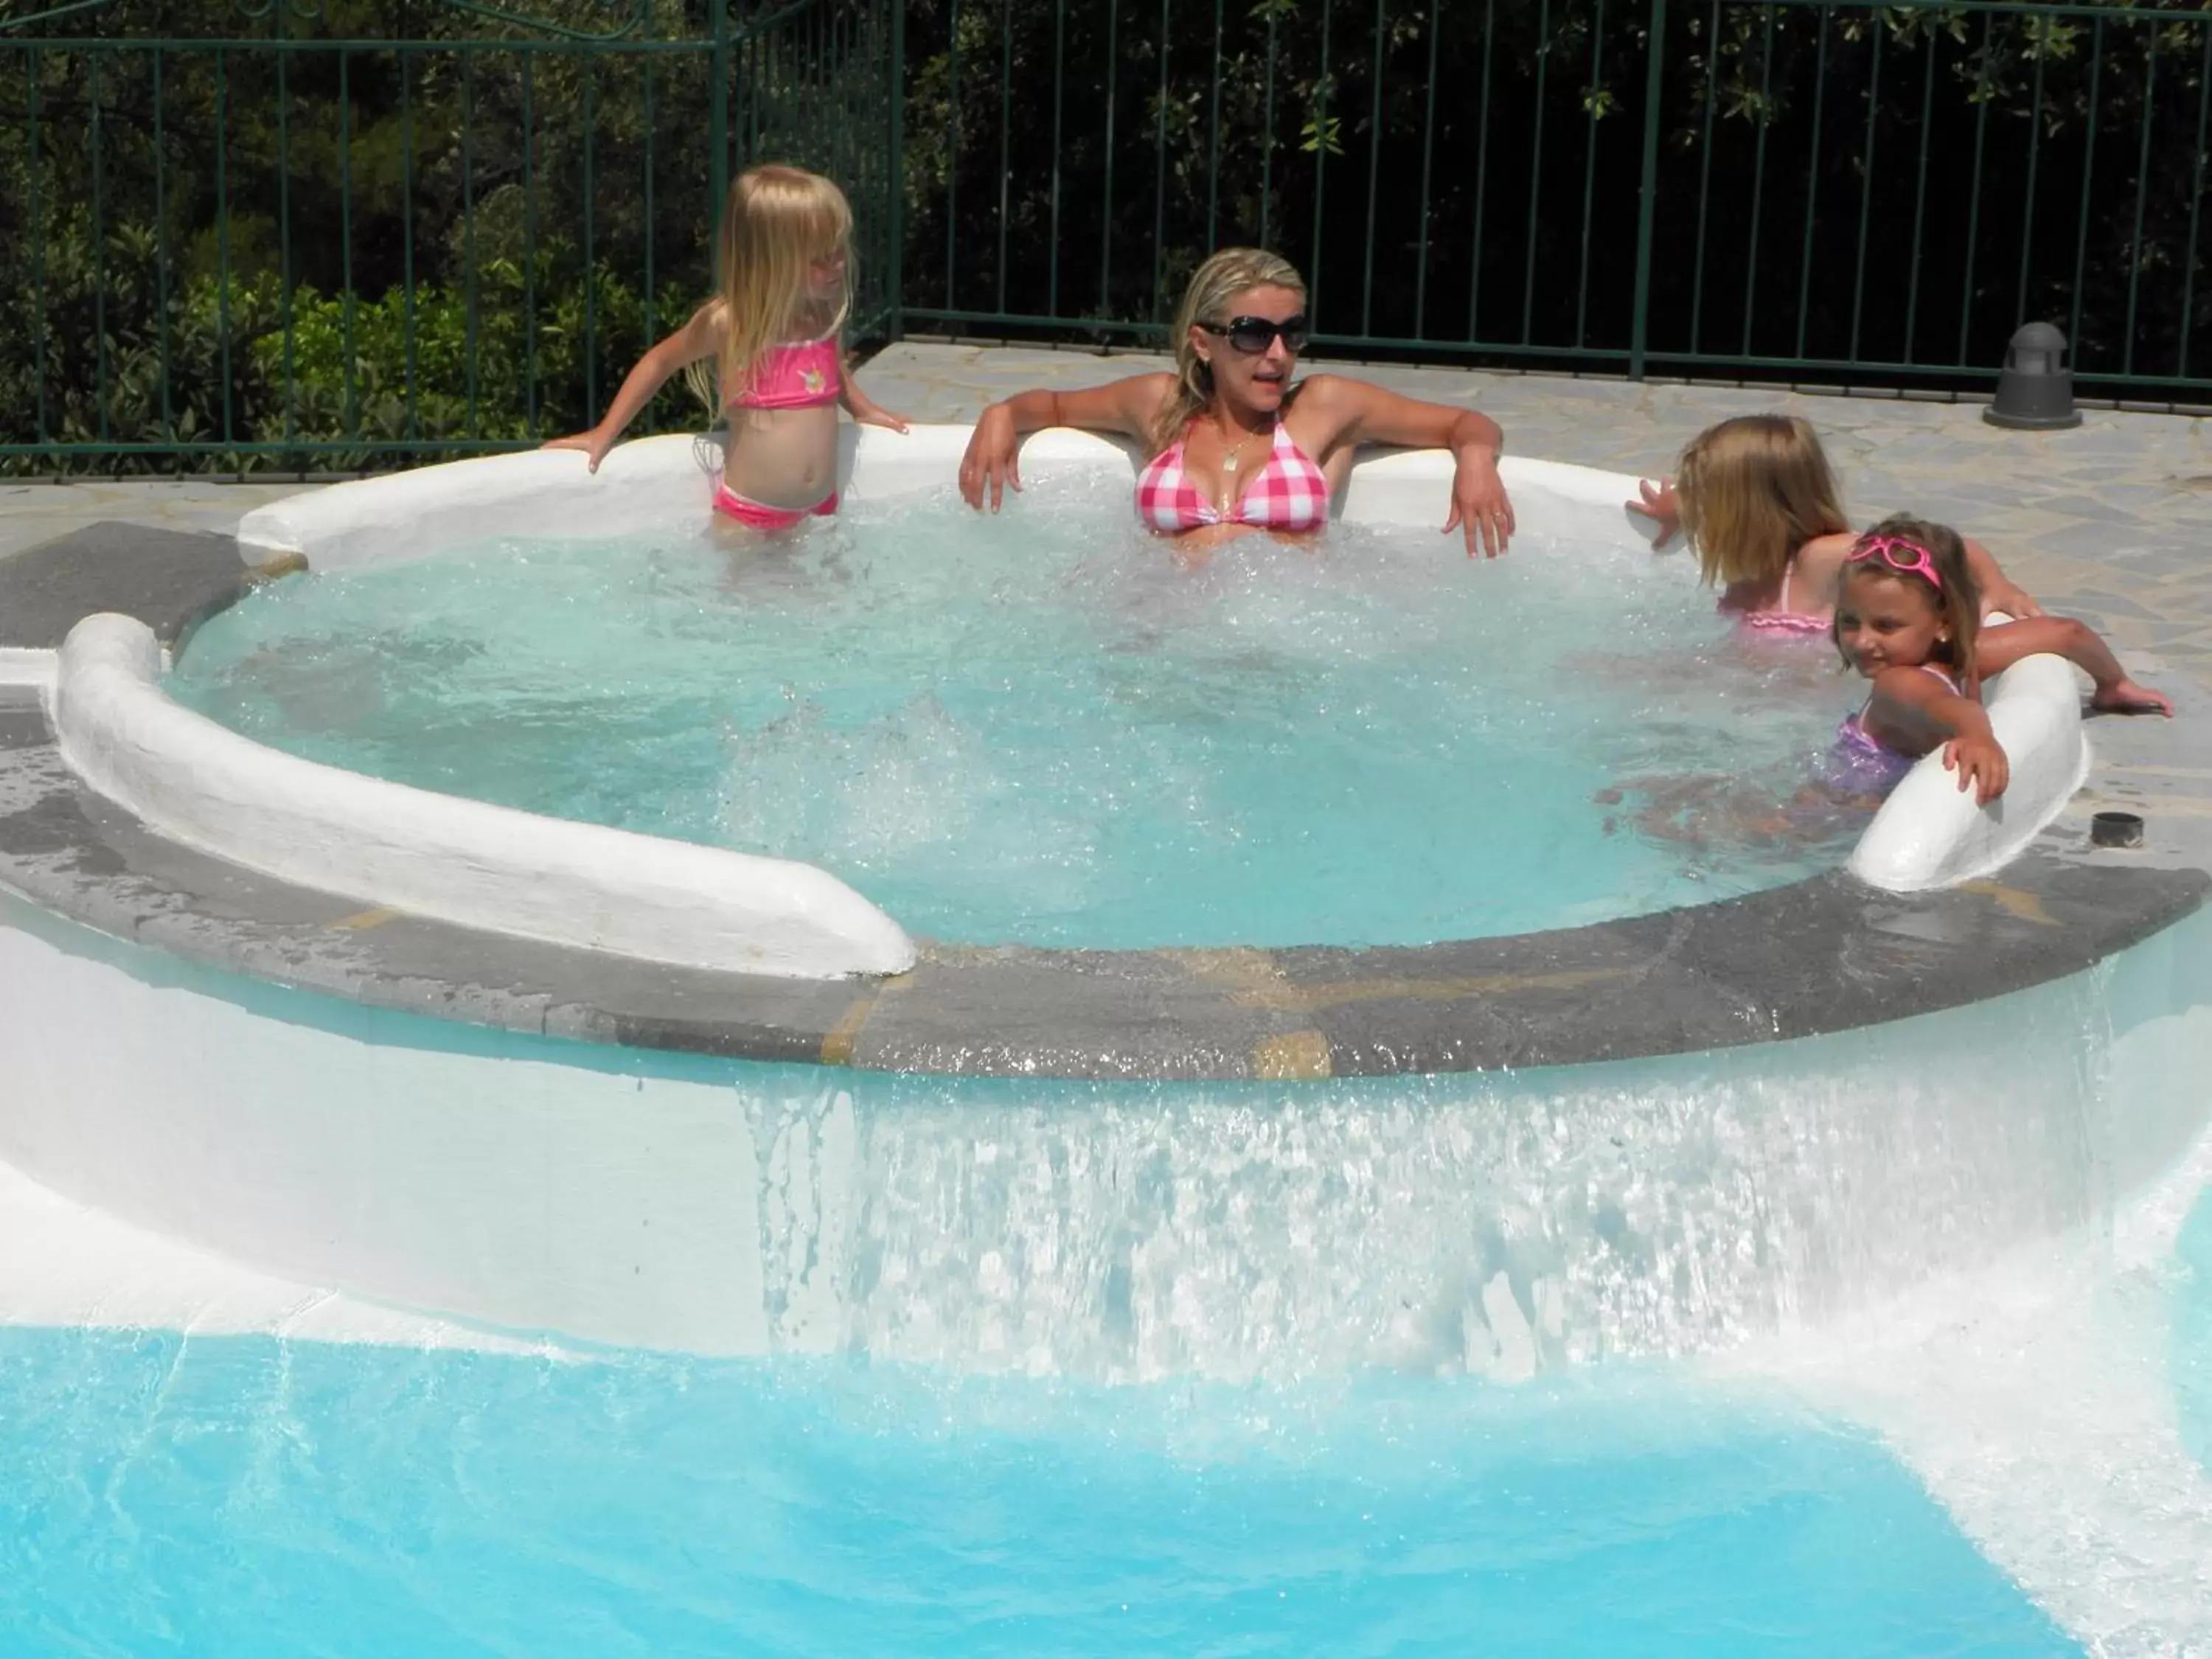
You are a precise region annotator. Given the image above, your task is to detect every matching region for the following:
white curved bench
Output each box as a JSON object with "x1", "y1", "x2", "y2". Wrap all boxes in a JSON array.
[
  {"x1": 1848, "y1": 637, "x2": 2090, "y2": 892},
  {"x1": 51, "y1": 613, "x2": 917, "y2": 978}
]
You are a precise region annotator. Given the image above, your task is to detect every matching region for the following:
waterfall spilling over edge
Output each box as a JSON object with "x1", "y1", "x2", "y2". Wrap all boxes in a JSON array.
[{"x1": 742, "y1": 910, "x2": 2211, "y2": 1383}]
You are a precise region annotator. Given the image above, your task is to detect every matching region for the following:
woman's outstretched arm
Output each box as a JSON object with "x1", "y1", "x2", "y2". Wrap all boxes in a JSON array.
[
  {"x1": 959, "y1": 374, "x2": 1174, "y2": 510},
  {"x1": 1292, "y1": 377, "x2": 1513, "y2": 556}
]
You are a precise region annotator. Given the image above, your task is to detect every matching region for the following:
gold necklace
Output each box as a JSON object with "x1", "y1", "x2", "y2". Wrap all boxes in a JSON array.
[{"x1": 1212, "y1": 418, "x2": 1265, "y2": 512}]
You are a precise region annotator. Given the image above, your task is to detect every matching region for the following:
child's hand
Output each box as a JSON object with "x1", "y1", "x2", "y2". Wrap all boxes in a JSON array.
[
  {"x1": 1942, "y1": 731, "x2": 2011, "y2": 804},
  {"x1": 1626, "y1": 476, "x2": 1680, "y2": 549},
  {"x1": 2093, "y1": 677, "x2": 2174, "y2": 717},
  {"x1": 543, "y1": 428, "x2": 615, "y2": 473},
  {"x1": 1444, "y1": 450, "x2": 1514, "y2": 557},
  {"x1": 853, "y1": 403, "x2": 911, "y2": 434},
  {"x1": 1980, "y1": 577, "x2": 2046, "y2": 620}
]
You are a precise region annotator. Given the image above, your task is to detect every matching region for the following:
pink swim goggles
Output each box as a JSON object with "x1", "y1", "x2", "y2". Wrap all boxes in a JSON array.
[{"x1": 1847, "y1": 532, "x2": 1943, "y2": 589}]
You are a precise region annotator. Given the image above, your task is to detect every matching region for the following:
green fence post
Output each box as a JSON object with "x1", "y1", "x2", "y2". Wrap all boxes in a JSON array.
[
  {"x1": 1628, "y1": 0, "x2": 1668, "y2": 380},
  {"x1": 711, "y1": 0, "x2": 731, "y2": 217},
  {"x1": 889, "y1": 0, "x2": 906, "y2": 338}
]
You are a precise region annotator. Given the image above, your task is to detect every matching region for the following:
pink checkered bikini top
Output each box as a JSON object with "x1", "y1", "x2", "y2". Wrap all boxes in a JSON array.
[
  {"x1": 727, "y1": 338, "x2": 841, "y2": 411},
  {"x1": 1135, "y1": 417, "x2": 1329, "y2": 533}
]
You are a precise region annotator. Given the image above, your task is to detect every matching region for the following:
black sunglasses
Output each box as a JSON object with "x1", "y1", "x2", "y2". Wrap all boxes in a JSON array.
[{"x1": 1198, "y1": 313, "x2": 1311, "y2": 355}]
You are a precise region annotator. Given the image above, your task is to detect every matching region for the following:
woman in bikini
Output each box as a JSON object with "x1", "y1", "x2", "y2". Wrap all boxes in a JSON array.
[{"x1": 956, "y1": 248, "x2": 1515, "y2": 557}]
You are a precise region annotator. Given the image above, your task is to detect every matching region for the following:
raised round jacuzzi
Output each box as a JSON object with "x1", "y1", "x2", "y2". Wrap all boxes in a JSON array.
[{"x1": 1, "y1": 426, "x2": 2209, "y2": 1655}]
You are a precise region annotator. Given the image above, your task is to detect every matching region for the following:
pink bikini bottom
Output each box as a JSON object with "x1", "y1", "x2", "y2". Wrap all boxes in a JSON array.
[{"x1": 712, "y1": 481, "x2": 838, "y2": 531}]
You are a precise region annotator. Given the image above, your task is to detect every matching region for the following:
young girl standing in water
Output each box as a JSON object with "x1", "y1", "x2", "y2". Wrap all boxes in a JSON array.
[
  {"x1": 547, "y1": 164, "x2": 908, "y2": 528},
  {"x1": 1629, "y1": 414, "x2": 2042, "y2": 633}
]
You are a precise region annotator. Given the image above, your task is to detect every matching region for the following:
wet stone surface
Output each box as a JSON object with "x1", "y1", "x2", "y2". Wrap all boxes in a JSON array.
[{"x1": 0, "y1": 524, "x2": 256, "y2": 652}]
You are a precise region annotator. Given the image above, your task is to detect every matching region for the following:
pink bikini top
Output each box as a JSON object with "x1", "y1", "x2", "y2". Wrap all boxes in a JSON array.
[
  {"x1": 1732, "y1": 558, "x2": 1832, "y2": 636},
  {"x1": 1135, "y1": 418, "x2": 1329, "y2": 533},
  {"x1": 728, "y1": 338, "x2": 840, "y2": 411}
]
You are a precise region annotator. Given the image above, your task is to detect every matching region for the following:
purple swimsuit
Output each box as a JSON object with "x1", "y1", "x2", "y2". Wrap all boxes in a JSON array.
[{"x1": 1818, "y1": 666, "x2": 1962, "y2": 798}]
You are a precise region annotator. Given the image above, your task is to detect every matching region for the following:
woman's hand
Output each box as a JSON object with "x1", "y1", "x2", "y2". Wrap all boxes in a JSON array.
[
  {"x1": 959, "y1": 403, "x2": 1024, "y2": 511},
  {"x1": 1626, "y1": 476, "x2": 1680, "y2": 549},
  {"x1": 1942, "y1": 731, "x2": 2011, "y2": 804},
  {"x1": 543, "y1": 426, "x2": 616, "y2": 473},
  {"x1": 1444, "y1": 448, "x2": 1515, "y2": 557}
]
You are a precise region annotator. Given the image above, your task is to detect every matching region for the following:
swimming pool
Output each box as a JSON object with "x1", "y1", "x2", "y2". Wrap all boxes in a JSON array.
[
  {"x1": 1, "y1": 901, "x2": 2207, "y2": 1655},
  {"x1": 0, "y1": 1329, "x2": 2097, "y2": 1657}
]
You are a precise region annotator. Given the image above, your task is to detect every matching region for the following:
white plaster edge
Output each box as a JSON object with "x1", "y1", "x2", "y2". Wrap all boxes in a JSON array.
[
  {"x1": 0, "y1": 1155, "x2": 557, "y2": 1355},
  {"x1": 0, "y1": 647, "x2": 57, "y2": 690},
  {"x1": 49, "y1": 612, "x2": 917, "y2": 978},
  {"x1": 1848, "y1": 646, "x2": 2091, "y2": 893},
  {"x1": 234, "y1": 422, "x2": 1666, "y2": 570}
]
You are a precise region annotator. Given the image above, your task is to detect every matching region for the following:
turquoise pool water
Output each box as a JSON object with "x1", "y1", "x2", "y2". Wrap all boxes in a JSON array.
[
  {"x1": 0, "y1": 1334, "x2": 2080, "y2": 1658},
  {"x1": 2177, "y1": 1183, "x2": 2212, "y2": 1481},
  {"x1": 170, "y1": 479, "x2": 1856, "y2": 948}
]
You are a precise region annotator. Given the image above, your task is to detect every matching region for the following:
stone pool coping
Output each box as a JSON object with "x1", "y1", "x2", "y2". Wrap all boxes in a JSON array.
[{"x1": 4, "y1": 520, "x2": 2207, "y2": 1081}]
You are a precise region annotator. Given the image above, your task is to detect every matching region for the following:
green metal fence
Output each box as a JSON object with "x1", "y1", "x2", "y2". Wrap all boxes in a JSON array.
[
  {"x1": 905, "y1": 0, "x2": 2212, "y2": 396},
  {"x1": 4, "y1": 0, "x2": 2209, "y2": 470},
  {"x1": 0, "y1": 0, "x2": 897, "y2": 470}
]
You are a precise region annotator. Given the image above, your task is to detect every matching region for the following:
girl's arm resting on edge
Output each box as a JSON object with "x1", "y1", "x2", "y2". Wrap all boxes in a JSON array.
[
  {"x1": 1977, "y1": 616, "x2": 2174, "y2": 714},
  {"x1": 959, "y1": 375, "x2": 1171, "y2": 511},
  {"x1": 1298, "y1": 375, "x2": 1514, "y2": 557},
  {"x1": 1872, "y1": 667, "x2": 2011, "y2": 803},
  {"x1": 1624, "y1": 476, "x2": 1681, "y2": 550},
  {"x1": 1964, "y1": 536, "x2": 2045, "y2": 619},
  {"x1": 838, "y1": 364, "x2": 910, "y2": 433},
  {"x1": 543, "y1": 305, "x2": 721, "y2": 471}
]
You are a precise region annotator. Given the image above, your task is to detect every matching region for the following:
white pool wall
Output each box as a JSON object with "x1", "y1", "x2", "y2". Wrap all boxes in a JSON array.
[
  {"x1": 2, "y1": 887, "x2": 2207, "y2": 1366},
  {"x1": 0, "y1": 649, "x2": 55, "y2": 690},
  {"x1": 231, "y1": 425, "x2": 1655, "y2": 571}
]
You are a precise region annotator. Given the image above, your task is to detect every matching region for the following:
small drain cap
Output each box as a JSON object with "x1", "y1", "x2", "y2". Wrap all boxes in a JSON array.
[{"x1": 2090, "y1": 810, "x2": 2145, "y2": 849}]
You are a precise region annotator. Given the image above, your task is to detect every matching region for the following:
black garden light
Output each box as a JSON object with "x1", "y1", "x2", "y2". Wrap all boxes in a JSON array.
[{"x1": 1984, "y1": 321, "x2": 2083, "y2": 431}]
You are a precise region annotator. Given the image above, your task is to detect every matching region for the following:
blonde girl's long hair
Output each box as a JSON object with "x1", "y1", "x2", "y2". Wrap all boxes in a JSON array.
[
  {"x1": 1674, "y1": 414, "x2": 1849, "y2": 588},
  {"x1": 1151, "y1": 247, "x2": 1308, "y2": 453},
  {"x1": 1832, "y1": 514, "x2": 1983, "y2": 689},
  {"x1": 694, "y1": 164, "x2": 854, "y2": 408}
]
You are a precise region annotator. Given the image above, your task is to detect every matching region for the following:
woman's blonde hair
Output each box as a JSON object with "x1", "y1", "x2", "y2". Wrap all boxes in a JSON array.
[
  {"x1": 1674, "y1": 414, "x2": 1848, "y2": 588},
  {"x1": 1833, "y1": 514, "x2": 1983, "y2": 687},
  {"x1": 703, "y1": 164, "x2": 853, "y2": 406},
  {"x1": 1152, "y1": 247, "x2": 1307, "y2": 453}
]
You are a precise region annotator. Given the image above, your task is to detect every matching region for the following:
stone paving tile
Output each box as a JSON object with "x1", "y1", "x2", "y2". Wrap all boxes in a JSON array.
[{"x1": 1, "y1": 479, "x2": 307, "y2": 560}]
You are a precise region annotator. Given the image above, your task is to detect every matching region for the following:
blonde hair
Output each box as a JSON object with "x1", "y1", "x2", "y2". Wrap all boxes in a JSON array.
[
  {"x1": 1833, "y1": 514, "x2": 1983, "y2": 686},
  {"x1": 1674, "y1": 414, "x2": 1849, "y2": 588},
  {"x1": 1152, "y1": 247, "x2": 1307, "y2": 453},
  {"x1": 702, "y1": 164, "x2": 853, "y2": 406}
]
